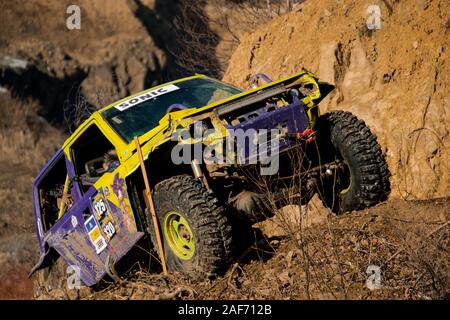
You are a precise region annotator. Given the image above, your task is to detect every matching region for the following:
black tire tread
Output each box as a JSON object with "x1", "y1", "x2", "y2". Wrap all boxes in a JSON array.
[
  {"x1": 152, "y1": 175, "x2": 234, "y2": 277},
  {"x1": 316, "y1": 110, "x2": 391, "y2": 212}
]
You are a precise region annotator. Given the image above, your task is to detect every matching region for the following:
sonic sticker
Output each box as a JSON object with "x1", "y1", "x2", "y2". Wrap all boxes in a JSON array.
[
  {"x1": 114, "y1": 84, "x2": 179, "y2": 111},
  {"x1": 85, "y1": 215, "x2": 107, "y2": 254}
]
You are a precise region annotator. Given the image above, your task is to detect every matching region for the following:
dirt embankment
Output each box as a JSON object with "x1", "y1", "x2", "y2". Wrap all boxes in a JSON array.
[
  {"x1": 224, "y1": 0, "x2": 449, "y2": 200},
  {"x1": 0, "y1": 0, "x2": 237, "y2": 120},
  {"x1": 36, "y1": 198, "x2": 449, "y2": 300}
]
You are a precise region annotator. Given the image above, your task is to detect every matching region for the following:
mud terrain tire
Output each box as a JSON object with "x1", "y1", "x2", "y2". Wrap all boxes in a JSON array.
[
  {"x1": 151, "y1": 175, "x2": 233, "y2": 278},
  {"x1": 315, "y1": 111, "x2": 391, "y2": 213}
]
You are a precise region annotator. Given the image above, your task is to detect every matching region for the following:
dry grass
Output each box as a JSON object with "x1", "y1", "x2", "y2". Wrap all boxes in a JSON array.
[
  {"x1": 0, "y1": 92, "x2": 64, "y2": 234},
  {"x1": 0, "y1": 92, "x2": 65, "y2": 298},
  {"x1": 42, "y1": 198, "x2": 444, "y2": 300}
]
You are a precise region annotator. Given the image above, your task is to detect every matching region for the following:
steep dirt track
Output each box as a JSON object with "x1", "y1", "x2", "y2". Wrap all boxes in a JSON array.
[{"x1": 34, "y1": 198, "x2": 449, "y2": 300}]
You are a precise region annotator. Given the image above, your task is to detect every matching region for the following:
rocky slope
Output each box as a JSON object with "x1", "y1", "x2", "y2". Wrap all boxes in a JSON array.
[{"x1": 224, "y1": 0, "x2": 449, "y2": 200}]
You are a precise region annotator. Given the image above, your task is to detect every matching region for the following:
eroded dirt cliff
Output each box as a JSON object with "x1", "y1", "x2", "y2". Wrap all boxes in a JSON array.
[{"x1": 224, "y1": 0, "x2": 449, "y2": 200}]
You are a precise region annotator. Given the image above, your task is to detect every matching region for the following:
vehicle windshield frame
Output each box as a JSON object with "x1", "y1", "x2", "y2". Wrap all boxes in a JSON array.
[{"x1": 101, "y1": 77, "x2": 242, "y2": 144}]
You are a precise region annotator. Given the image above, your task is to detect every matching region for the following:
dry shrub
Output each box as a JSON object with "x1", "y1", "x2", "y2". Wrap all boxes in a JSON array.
[
  {"x1": 0, "y1": 92, "x2": 63, "y2": 299},
  {"x1": 232, "y1": 143, "x2": 449, "y2": 300},
  {"x1": 0, "y1": 92, "x2": 64, "y2": 236},
  {"x1": 172, "y1": 0, "x2": 299, "y2": 77},
  {"x1": 63, "y1": 84, "x2": 121, "y2": 133}
]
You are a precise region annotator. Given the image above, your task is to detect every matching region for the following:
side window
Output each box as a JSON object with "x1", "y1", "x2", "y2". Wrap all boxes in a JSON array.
[
  {"x1": 70, "y1": 124, "x2": 119, "y2": 193},
  {"x1": 38, "y1": 154, "x2": 71, "y2": 232}
]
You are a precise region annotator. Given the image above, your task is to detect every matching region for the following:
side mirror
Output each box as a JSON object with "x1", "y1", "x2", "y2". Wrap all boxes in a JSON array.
[
  {"x1": 166, "y1": 103, "x2": 187, "y2": 114},
  {"x1": 248, "y1": 73, "x2": 272, "y2": 89}
]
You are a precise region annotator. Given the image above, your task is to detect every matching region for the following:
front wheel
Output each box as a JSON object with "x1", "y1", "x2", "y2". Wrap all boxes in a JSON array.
[
  {"x1": 151, "y1": 175, "x2": 234, "y2": 278},
  {"x1": 314, "y1": 111, "x2": 391, "y2": 213}
]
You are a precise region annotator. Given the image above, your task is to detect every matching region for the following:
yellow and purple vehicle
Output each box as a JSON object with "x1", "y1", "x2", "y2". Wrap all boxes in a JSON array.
[{"x1": 30, "y1": 72, "x2": 390, "y2": 293}]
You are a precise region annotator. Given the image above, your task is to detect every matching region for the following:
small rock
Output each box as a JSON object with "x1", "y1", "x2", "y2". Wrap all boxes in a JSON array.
[
  {"x1": 285, "y1": 250, "x2": 296, "y2": 268},
  {"x1": 412, "y1": 41, "x2": 418, "y2": 49},
  {"x1": 439, "y1": 210, "x2": 447, "y2": 223},
  {"x1": 270, "y1": 239, "x2": 280, "y2": 246},
  {"x1": 78, "y1": 287, "x2": 91, "y2": 299},
  {"x1": 51, "y1": 289, "x2": 66, "y2": 300},
  {"x1": 415, "y1": 0, "x2": 428, "y2": 10},
  {"x1": 66, "y1": 289, "x2": 78, "y2": 300},
  {"x1": 259, "y1": 288, "x2": 272, "y2": 297},
  {"x1": 278, "y1": 271, "x2": 291, "y2": 284},
  {"x1": 324, "y1": 9, "x2": 331, "y2": 17}
]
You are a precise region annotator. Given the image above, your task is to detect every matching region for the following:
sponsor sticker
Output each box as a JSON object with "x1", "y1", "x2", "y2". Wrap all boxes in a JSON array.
[
  {"x1": 85, "y1": 215, "x2": 97, "y2": 233},
  {"x1": 93, "y1": 237, "x2": 106, "y2": 255},
  {"x1": 104, "y1": 186, "x2": 110, "y2": 198},
  {"x1": 115, "y1": 84, "x2": 180, "y2": 111},
  {"x1": 71, "y1": 215, "x2": 78, "y2": 228},
  {"x1": 84, "y1": 215, "x2": 107, "y2": 254}
]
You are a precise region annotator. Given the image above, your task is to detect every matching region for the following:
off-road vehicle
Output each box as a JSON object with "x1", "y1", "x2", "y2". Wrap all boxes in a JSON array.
[{"x1": 30, "y1": 71, "x2": 390, "y2": 295}]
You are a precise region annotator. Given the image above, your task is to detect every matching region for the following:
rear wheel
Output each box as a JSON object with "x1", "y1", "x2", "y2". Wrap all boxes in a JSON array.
[
  {"x1": 151, "y1": 175, "x2": 234, "y2": 278},
  {"x1": 314, "y1": 111, "x2": 391, "y2": 213}
]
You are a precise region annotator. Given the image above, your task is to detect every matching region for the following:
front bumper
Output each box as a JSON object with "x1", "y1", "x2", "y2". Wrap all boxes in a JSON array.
[{"x1": 225, "y1": 95, "x2": 311, "y2": 163}]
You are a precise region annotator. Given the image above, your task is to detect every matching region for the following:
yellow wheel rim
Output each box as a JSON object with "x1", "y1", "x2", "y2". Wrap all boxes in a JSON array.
[{"x1": 163, "y1": 211, "x2": 195, "y2": 260}]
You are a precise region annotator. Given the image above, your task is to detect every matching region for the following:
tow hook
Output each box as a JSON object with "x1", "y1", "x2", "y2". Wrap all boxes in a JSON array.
[{"x1": 284, "y1": 128, "x2": 316, "y2": 143}]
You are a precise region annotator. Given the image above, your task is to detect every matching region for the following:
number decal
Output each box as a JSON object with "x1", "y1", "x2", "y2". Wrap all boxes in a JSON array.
[
  {"x1": 91, "y1": 193, "x2": 117, "y2": 245},
  {"x1": 94, "y1": 199, "x2": 107, "y2": 218},
  {"x1": 102, "y1": 220, "x2": 116, "y2": 238}
]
